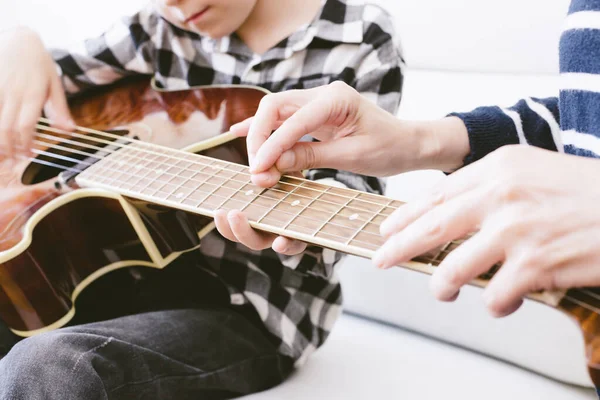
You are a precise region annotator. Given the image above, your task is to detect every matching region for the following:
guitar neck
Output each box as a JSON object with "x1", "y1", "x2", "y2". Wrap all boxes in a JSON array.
[{"x1": 75, "y1": 141, "x2": 403, "y2": 259}]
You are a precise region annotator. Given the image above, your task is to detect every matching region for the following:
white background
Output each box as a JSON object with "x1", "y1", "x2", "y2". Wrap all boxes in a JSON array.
[{"x1": 1, "y1": 0, "x2": 569, "y2": 74}]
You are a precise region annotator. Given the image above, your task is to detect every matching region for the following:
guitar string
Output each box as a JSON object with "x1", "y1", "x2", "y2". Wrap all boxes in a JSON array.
[
  {"x1": 35, "y1": 120, "x2": 401, "y2": 215},
  {"x1": 17, "y1": 146, "x2": 388, "y2": 250},
  {"x1": 30, "y1": 127, "x2": 396, "y2": 224},
  {"x1": 31, "y1": 132, "x2": 393, "y2": 226},
  {"x1": 33, "y1": 123, "x2": 399, "y2": 219}
]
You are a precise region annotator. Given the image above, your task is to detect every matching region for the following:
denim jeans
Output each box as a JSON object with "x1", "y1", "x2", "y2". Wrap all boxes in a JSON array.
[{"x1": 0, "y1": 254, "x2": 294, "y2": 399}]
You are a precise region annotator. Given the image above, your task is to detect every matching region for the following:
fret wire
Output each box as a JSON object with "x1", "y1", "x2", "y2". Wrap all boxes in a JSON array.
[
  {"x1": 187, "y1": 160, "x2": 219, "y2": 206},
  {"x1": 439, "y1": 239, "x2": 468, "y2": 258},
  {"x1": 131, "y1": 150, "x2": 162, "y2": 193},
  {"x1": 162, "y1": 149, "x2": 193, "y2": 200},
  {"x1": 118, "y1": 148, "x2": 389, "y2": 223},
  {"x1": 213, "y1": 173, "x2": 249, "y2": 210},
  {"x1": 113, "y1": 147, "x2": 145, "y2": 185},
  {"x1": 145, "y1": 150, "x2": 180, "y2": 198},
  {"x1": 239, "y1": 187, "x2": 267, "y2": 213},
  {"x1": 36, "y1": 121, "x2": 400, "y2": 213},
  {"x1": 431, "y1": 241, "x2": 453, "y2": 266},
  {"x1": 312, "y1": 192, "x2": 360, "y2": 238},
  {"x1": 98, "y1": 148, "x2": 388, "y2": 226},
  {"x1": 99, "y1": 168, "x2": 383, "y2": 250},
  {"x1": 345, "y1": 199, "x2": 393, "y2": 245},
  {"x1": 256, "y1": 181, "x2": 303, "y2": 224},
  {"x1": 194, "y1": 166, "x2": 232, "y2": 209},
  {"x1": 121, "y1": 145, "x2": 165, "y2": 194},
  {"x1": 175, "y1": 159, "x2": 202, "y2": 205},
  {"x1": 82, "y1": 161, "x2": 388, "y2": 242},
  {"x1": 283, "y1": 186, "x2": 329, "y2": 230},
  {"x1": 100, "y1": 148, "x2": 140, "y2": 187},
  {"x1": 151, "y1": 142, "x2": 398, "y2": 212}
]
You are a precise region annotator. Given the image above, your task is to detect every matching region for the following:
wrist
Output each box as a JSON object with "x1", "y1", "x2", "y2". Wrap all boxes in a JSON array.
[{"x1": 413, "y1": 117, "x2": 470, "y2": 172}]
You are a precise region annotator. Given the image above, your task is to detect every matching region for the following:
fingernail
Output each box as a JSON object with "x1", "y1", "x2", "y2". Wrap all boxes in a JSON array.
[
  {"x1": 430, "y1": 275, "x2": 456, "y2": 301},
  {"x1": 253, "y1": 172, "x2": 276, "y2": 187},
  {"x1": 380, "y1": 219, "x2": 391, "y2": 237},
  {"x1": 372, "y1": 250, "x2": 387, "y2": 269}
]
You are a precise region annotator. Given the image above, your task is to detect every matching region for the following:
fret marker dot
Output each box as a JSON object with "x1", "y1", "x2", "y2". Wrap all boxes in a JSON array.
[
  {"x1": 291, "y1": 200, "x2": 301, "y2": 207},
  {"x1": 175, "y1": 192, "x2": 184, "y2": 199},
  {"x1": 245, "y1": 190, "x2": 254, "y2": 196},
  {"x1": 349, "y1": 214, "x2": 359, "y2": 221}
]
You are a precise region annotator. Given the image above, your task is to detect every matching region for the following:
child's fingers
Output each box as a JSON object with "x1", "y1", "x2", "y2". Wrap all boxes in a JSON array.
[
  {"x1": 45, "y1": 72, "x2": 75, "y2": 131},
  {"x1": 0, "y1": 98, "x2": 20, "y2": 158},
  {"x1": 17, "y1": 89, "x2": 46, "y2": 155},
  {"x1": 272, "y1": 236, "x2": 307, "y2": 256},
  {"x1": 227, "y1": 210, "x2": 277, "y2": 250},
  {"x1": 214, "y1": 210, "x2": 238, "y2": 242}
]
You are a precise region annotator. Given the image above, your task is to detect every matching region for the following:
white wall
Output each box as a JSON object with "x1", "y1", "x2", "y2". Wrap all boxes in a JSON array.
[{"x1": 372, "y1": 0, "x2": 569, "y2": 75}]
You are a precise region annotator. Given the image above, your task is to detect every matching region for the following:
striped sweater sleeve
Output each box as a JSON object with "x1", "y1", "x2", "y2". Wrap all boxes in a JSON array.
[{"x1": 448, "y1": 97, "x2": 562, "y2": 166}]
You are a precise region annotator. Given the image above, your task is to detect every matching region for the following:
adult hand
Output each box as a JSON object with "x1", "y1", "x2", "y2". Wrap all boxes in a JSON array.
[
  {"x1": 373, "y1": 145, "x2": 600, "y2": 317},
  {"x1": 230, "y1": 81, "x2": 470, "y2": 187}
]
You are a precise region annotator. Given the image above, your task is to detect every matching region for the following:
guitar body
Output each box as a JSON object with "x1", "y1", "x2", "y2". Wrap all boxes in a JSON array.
[{"x1": 0, "y1": 78, "x2": 267, "y2": 336}]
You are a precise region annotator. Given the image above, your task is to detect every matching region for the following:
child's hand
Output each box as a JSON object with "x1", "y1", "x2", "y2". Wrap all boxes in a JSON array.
[
  {"x1": 214, "y1": 169, "x2": 308, "y2": 255},
  {"x1": 214, "y1": 209, "x2": 308, "y2": 256},
  {"x1": 0, "y1": 27, "x2": 74, "y2": 158}
]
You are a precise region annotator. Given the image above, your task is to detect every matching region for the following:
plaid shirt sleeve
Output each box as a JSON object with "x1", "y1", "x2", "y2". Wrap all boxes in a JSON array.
[
  {"x1": 285, "y1": 5, "x2": 404, "y2": 279},
  {"x1": 51, "y1": 5, "x2": 156, "y2": 95}
]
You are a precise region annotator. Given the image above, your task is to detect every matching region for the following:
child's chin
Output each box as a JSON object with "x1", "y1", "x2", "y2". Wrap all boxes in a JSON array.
[{"x1": 185, "y1": 25, "x2": 233, "y2": 40}]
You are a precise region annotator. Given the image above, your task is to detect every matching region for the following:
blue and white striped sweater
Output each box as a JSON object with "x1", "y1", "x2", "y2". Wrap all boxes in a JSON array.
[{"x1": 451, "y1": 0, "x2": 600, "y2": 164}]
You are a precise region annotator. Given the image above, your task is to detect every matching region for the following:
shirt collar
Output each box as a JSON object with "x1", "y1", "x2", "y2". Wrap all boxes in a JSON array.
[{"x1": 200, "y1": 0, "x2": 365, "y2": 59}]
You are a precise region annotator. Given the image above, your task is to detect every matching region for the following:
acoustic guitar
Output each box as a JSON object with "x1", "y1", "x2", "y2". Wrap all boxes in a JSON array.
[{"x1": 1, "y1": 77, "x2": 599, "y2": 387}]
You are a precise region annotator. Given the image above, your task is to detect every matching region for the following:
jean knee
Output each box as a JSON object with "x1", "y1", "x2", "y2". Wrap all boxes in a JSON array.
[{"x1": 0, "y1": 331, "x2": 107, "y2": 399}]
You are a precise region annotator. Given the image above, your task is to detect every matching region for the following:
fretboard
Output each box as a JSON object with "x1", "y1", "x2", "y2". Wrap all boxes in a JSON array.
[{"x1": 75, "y1": 142, "x2": 405, "y2": 258}]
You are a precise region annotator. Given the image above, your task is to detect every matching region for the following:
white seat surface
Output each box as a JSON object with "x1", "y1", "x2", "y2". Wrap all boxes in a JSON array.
[{"x1": 242, "y1": 314, "x2": 596, "y2": 399}]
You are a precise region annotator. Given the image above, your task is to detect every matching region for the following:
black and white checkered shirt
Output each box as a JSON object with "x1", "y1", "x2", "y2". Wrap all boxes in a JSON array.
[{"x1": 52, "y1": 0, "x2": 404, "y2": 365}]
